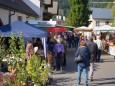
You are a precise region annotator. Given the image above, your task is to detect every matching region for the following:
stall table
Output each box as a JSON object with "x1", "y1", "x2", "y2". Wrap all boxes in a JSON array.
[{"x1": 108, "y1": 45, "x2": 115, "y2": 60}]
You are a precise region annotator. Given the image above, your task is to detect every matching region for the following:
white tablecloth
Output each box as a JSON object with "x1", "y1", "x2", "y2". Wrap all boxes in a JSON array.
[{"x1": 108, "y1": 46, "x2": 115, "y2": 56}]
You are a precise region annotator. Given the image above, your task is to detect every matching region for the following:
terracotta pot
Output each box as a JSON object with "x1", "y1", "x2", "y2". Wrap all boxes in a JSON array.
[{"x1": 16, "y1": 82, "x2": 26, "y2": 86}]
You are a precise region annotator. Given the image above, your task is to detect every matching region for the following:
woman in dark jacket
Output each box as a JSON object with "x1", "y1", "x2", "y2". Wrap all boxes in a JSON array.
[{"x1": 75, "y1": 41, "x2": 91, "y2": 86}]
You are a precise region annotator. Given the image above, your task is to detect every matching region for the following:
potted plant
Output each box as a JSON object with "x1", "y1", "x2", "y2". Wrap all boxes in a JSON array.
[
  {"x1": 26, "y1": 54, "x2": 50, "y2": 86},
  {"x1": 6, "y1": 33, "x2": 51, "y2": 86},
  {"x1": 6, "y1": 33, "x2": 27, "y2": 86}
]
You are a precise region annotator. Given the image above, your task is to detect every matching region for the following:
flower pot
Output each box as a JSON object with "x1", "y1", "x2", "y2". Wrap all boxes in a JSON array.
[{"x1": 16, "y1": 82, "x2": 26, "y2": 86}]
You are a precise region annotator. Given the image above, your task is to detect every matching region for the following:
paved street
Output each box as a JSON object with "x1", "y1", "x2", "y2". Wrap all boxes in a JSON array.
[{"x1": 49, "y1": 48, "x2": 115, "y2": 86}]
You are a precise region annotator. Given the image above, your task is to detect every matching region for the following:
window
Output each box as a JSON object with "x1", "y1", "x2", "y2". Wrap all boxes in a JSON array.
[
  {"x1": 18, "y1": 16, "x2": 22, "y2": 21},
  {"x1": 96, "y1": 21, "x2": 100, "y2": 26}
]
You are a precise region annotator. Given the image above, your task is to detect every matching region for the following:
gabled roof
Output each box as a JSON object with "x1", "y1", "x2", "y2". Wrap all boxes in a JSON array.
[
  {"x1": 90, "y1": 8, "x2": 112, "y2": 19},
  {"x1": 0, "y1": 0, "x2": 39, "y2": 17}
]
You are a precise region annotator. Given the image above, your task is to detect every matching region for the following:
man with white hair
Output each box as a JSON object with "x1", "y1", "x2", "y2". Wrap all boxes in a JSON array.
[
  {"x1": 86, "y1": 37, "x2": 98, "y2": 81},
  {"x1": 95, "y1": 36, "x2": 103, "y2": 62},
  {"x1": 53, "y1": 39, "x2": 64, "y2": 71}
]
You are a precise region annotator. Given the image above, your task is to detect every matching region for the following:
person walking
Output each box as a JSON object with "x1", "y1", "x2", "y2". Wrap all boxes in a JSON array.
[
  {"x1": 95, "y1": 36, "x2": 103, "y2": 62},
  {"x1": 61, "y1": 36, "x2": 67, "y2": 67},
  {"x1": 54, "y1": 39, "x2": 64, "y2": 71},
  {"x1": 75, "y1": 41, "x2": 91, "y2": 86},
  {"x1": 86, "y1": 37, "x2": 98, "y2": 81},
  {"x1": 26, "y1": 40, "x2": 33, "y2": 60}
]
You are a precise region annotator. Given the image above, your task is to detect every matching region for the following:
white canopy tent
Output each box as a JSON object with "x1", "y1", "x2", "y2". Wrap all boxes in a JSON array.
[
  {"x1": 74, "y1": 26, "x2": 93, "y2": 37},
  {"x1": 93, "y1": 25, "x2": 115, "y2": 32},
  {"x1": 93, "y1": 25, "x2": 115, "y2": 35}
]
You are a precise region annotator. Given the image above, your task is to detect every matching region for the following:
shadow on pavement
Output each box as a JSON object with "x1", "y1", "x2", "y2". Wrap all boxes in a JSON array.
[
  {"x1": 49, "y1": 77, "x2": 76, "y2": 86},
  {"x1": 101, "y1": 58, "x2": 115, "y2": 63},
  {"x1": 91, "y1": 77, "x2": 115, "y2": 86},
  {"x1": 64, "y1": 48, "x2": 77, "y2": 73}
]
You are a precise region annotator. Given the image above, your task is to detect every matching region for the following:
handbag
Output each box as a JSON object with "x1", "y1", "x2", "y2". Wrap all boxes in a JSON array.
[{"x1": 74, "y1": 48, "x2": 83, "y2": 63}]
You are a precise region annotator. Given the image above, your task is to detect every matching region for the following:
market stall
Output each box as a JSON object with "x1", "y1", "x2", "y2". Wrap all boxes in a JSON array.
[
  {"x1": 93, "y1": 25, "x2": 115, "y2": 35},
  {"x1": 74, "y1": 26, "x2": 93, "y2": 37},
  {"x1": 0, "y1": 21, "x2": 49, "y2": 58},
  {"x1": 93, "y1": 25, "x2": 115, "y2": 55},
  {"x1": 0, "y1": 21, "x2": 51, "y2": 86}
]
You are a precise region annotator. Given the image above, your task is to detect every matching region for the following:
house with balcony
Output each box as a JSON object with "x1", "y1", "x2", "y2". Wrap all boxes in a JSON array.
[
  {"x1": 23, "y1": 0, "x2": 57, "y2": 21},
  {"x1": 23, "y1": 0, "x2": 46, "y2": 21},
  {"x1": 0, "y1": 0, "x2": 40, "y2": 25},
  {"x1": 43, "y1": 0, "x2": 58, "y2": 20},
  {"x1": 89, "y1": 8, "x2": 112, "y2": 28}
]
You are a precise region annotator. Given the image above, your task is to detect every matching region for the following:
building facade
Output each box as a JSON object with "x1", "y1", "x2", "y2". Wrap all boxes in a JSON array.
[
  {"x1": 89, "y1": 8, "x2": 112, "y2": 28},
  {"x1": 0, "y1": 0, "x2": 40, "y2": 25}
]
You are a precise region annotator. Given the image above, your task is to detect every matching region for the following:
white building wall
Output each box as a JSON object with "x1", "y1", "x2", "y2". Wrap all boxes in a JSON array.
[
  {"x1": 11, "y1": 12, "x2": 27, "y2": 23},
  {"x1": 89, "y1": 15, "x2": 110, "y2": 28},
  {"x1": 0, "y1": 8, "x2": 36, "y2": 25},
  {"x1": 0, "y1": 8, "x2": 9, "y2": 25}
]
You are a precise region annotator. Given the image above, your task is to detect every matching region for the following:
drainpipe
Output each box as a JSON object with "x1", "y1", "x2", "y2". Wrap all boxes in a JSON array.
[{"x1": 9, "y1": 10, "x2": 15, "y2": 24}]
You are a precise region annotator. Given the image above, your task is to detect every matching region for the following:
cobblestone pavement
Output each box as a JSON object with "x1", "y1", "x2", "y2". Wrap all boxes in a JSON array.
[{"x1": 49, "y1": 48, "x2": 115, "y2": 86}]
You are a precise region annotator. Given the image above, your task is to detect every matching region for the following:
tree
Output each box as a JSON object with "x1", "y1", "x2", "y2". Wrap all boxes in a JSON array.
[
  {"x1": 106, "y1": 3, "x2": 113, "y2": 8},
  {"x1": 112, "y1": 5, "x2": 115, "y2": 17},
  {"x1": 66, "y1": 0, "x2": 92, "y2": 27},
  {"x1": 111, "y1": 5, "x2": 115, "y2": 26}
]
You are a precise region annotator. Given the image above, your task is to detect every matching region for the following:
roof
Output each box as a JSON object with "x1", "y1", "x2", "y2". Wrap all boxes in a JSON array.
[
  {"x1": 0, "y1": 21, "x2": 48, "y2": 37},
  {"x1": 90, "y1": 8, "x2": 112, "y2": 19},
  {"x1": 0, "y1": 0, "x2": 39, "y2": 17},
  {"x1": 40, "y1": 0, "x2": 44, "y2": 3}
]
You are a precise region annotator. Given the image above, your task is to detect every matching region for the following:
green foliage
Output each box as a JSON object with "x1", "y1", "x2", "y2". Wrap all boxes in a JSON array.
[
  {"x1": 26, "y1": 54, "x2": 50, "y2": 86},
  {"x1": 0, "y1": 36, "x2": 7, "y2": 64},
  {"x1": 55, "y1": 0, "x2": 69, "y2": 16},
  {"x1": 111, "y1": 5, "x2": 115, "y2": 27},
  {"x1": 106, "y1": 3, "x2": 114, "y2": 8},
  {"x1": 66, "y1": 0, "x2": 91, "y2": 27},
  {"x1": 89, "y1": 0, "x2": 114, "y2": 8},
  {"x1": 110, "y1": 17, "x2": 115, "y2": 27},
  {"x1": 4, "y1": 32, "x2": 50, "y2": 86},
  {"x1": 6, "y1": 33, "x2": 27, "y2": 83},
  {"x1": 112, "y1": 5, "x2": 115, "y2": 17}
]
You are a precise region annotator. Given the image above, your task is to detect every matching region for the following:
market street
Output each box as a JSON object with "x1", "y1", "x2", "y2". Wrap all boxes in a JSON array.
[{"x1": 50, "y1": 48, "x2": 115, "y2": 86}]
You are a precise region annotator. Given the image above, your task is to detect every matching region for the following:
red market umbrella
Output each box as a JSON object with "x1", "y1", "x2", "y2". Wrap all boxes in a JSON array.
[{"x1": 48, "y1": 26, "x2": 66, "y2": 32}]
